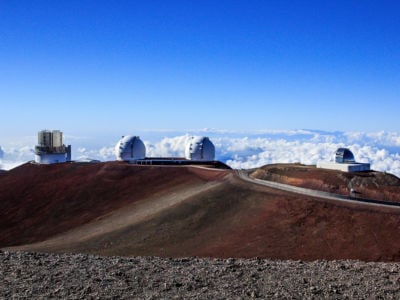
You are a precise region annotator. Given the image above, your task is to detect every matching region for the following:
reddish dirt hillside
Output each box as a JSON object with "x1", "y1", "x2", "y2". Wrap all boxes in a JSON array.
[
  {"x1": 2, "y1": 162, "x2": 400, "y2": 261},
  {"x1": 250, "y1": 163, "x2": 400, "y2": 202},
  {"x1": 0, "y1": 162, "x2": 227, "y2": 247}
]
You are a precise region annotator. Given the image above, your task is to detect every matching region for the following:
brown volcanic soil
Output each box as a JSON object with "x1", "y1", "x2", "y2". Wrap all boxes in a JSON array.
[
  {"x1": 0, "y1": 162, "x2": 226, "y2": 247},
  {"x1": 250, "y1": 163, "x2": 400, "y2": 202},
  {"x1": 2, "y1": 162, "x2": 400, "y2": 261}
]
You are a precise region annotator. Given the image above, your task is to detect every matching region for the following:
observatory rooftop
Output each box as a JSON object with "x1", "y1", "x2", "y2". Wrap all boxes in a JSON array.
[
  {"x1": 317, "y1": 148, "x2": 370, "y2": 172},
  {"x1": 185, "y1": 136, "x2": 215, "y2": 161},
  {"x1": 114, "y1": 135, "x2": 220, "y2": 167},
  {"x1": 335, "y1": 148, "x2": 355, "y2": 164},
  {"x1": 115, "y1": 136, "x2": 146, "y2": 162},
  {"x1": 34, "y1": 130, "x2": 71, "y2": 164}
]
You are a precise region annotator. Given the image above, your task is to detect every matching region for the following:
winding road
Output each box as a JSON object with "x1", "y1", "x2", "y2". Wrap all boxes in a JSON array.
[{"x1": 235, "y1": 169, "x2": 400, "y2": 209}]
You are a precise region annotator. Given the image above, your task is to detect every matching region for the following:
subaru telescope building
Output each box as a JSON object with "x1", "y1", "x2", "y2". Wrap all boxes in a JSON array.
[{"x1": 34, "y1": 130, "x2": 72, "y2": 164}]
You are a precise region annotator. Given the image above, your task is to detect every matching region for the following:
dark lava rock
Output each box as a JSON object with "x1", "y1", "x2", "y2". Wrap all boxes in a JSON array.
[{"x1": 1, "y1": 251, "x2": 400, "y2": 299}]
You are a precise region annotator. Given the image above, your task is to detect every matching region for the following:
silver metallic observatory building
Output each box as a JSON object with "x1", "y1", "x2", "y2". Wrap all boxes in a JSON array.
[
  {"x1": 317, "y1": 147, "x2": 370, "y2": 172},
  {"x1": 34, "y1": 130, "x2": 72, "y2": 164}
]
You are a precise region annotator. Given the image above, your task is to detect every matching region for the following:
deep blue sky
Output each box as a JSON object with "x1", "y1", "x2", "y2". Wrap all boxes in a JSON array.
[{"x1": 1, "y1": 0, "x2": 399, "y2": 141}]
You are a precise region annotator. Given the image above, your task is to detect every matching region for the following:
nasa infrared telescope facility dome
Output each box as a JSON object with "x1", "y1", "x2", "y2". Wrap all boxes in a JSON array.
[
  {"x1": 185, "y1": 136, "x2": 215, "y2": 161},
  {"x1": 317, "y1": 147, "x2": 370, "y2": 172},
  {"x1": 115, "y1": 136, "x2": 146, "y2": 162}
]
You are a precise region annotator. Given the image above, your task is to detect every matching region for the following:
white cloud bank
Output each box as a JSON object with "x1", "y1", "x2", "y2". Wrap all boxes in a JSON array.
[{"x1": 1, "y1": 130, "x2": 400, "y2": 178}]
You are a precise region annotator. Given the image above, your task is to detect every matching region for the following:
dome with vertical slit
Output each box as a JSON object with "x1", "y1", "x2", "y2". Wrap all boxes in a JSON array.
[
  {"x1": 115, "y1": 136, "x2": 146, "y2": 161},
  {"x1": 335, "y1": 148, "x2": 355, "y2": 164},
  {"x1": 185, "y1": 136, "x2": 215, "y2": 161}
]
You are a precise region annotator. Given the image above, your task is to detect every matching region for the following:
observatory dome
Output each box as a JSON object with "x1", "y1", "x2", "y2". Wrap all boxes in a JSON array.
[
  {"x1": 115, "y1": 136, "x2": 146, "y2": 161},
  {"x1": 185, "y1": 136, "x2": 215, "y2": 161},
  {"x1": 335, "y1": 148, "x2": 355, "y2": 164}
]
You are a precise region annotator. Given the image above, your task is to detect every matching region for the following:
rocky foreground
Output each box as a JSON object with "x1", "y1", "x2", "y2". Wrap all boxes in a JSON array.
[{"x1": 1, "y1": 251, "x2": 400, "y2": 299}]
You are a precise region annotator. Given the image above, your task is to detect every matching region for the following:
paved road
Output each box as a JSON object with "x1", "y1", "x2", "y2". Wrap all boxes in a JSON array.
[{"x1": 235, "y1": 170, "x2": 400, "y2": 209}]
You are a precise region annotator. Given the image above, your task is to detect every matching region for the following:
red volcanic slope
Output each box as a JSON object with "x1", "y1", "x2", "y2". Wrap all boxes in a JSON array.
[
  {"x1": 251, "y1": 163, "x2": 400, "y2": 202},
  {"x1": 0, "y1": 162, "x2": 226, "y2": 246},
  {"x1": 2, "y1": 162, "x2": 400, "y2": 262}
]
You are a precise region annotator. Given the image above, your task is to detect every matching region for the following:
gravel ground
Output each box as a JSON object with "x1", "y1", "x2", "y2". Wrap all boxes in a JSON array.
[{"x1": 1, "y1": 250, "x2": 400, "y2": 299}]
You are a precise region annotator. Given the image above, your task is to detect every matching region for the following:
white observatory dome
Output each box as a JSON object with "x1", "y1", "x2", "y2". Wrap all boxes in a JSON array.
[
  {"x1": 115, "y1": 136, "x2": 146, "y2": 161},
  {"x1": 185, "y1": 136, "x2": 215, "y2": 161}
]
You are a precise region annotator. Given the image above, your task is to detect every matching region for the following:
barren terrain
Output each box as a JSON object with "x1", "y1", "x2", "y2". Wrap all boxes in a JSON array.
[
  {"x1": 250, "y1": 163, "x2": 400, "y2": 202},
  {"x1": 2, "y1": 162, "x2": 400, "y2": 298},
  {"x1": 1, "y1": 162, "x2": 400, "y2": 261},
  {"x1": 2, "y1": 251, "x2": 400, "y2": 299}
]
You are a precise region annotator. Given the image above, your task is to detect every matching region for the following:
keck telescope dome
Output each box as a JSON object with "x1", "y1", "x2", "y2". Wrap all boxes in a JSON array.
[
  {"x1": 115, "y1": 136, "x2": 146, "y2": 161},
  {"x1": 185, "y1": 136, "x2": 215, "y2": 161}
]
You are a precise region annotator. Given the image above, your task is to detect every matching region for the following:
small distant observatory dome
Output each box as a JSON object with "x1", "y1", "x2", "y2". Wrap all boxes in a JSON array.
[
  {"x1": 115, "y1": 136, "x2": 146, "y2": 161},
  {"x1": 335, "y1": 148, "x2": 355, "y2": 164},
  {"x1": 185, "y1": 136, "x2": 215, "y2": 161}
]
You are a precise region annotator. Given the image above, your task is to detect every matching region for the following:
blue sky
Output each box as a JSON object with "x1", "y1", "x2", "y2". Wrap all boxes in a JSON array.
[{"x1": 1, "y1": 0, "x2": 400, "y2": 141}]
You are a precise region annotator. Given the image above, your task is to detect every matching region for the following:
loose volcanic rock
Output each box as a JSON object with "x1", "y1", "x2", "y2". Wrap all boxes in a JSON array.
[{"x1": 1, "y1": 251, "x2": 400, "y2": 299}]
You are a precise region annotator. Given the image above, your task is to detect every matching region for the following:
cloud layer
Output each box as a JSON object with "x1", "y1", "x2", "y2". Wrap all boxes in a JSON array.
[{"x1": 2, "y1": 130, "x2": 400, "y2": 177}]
